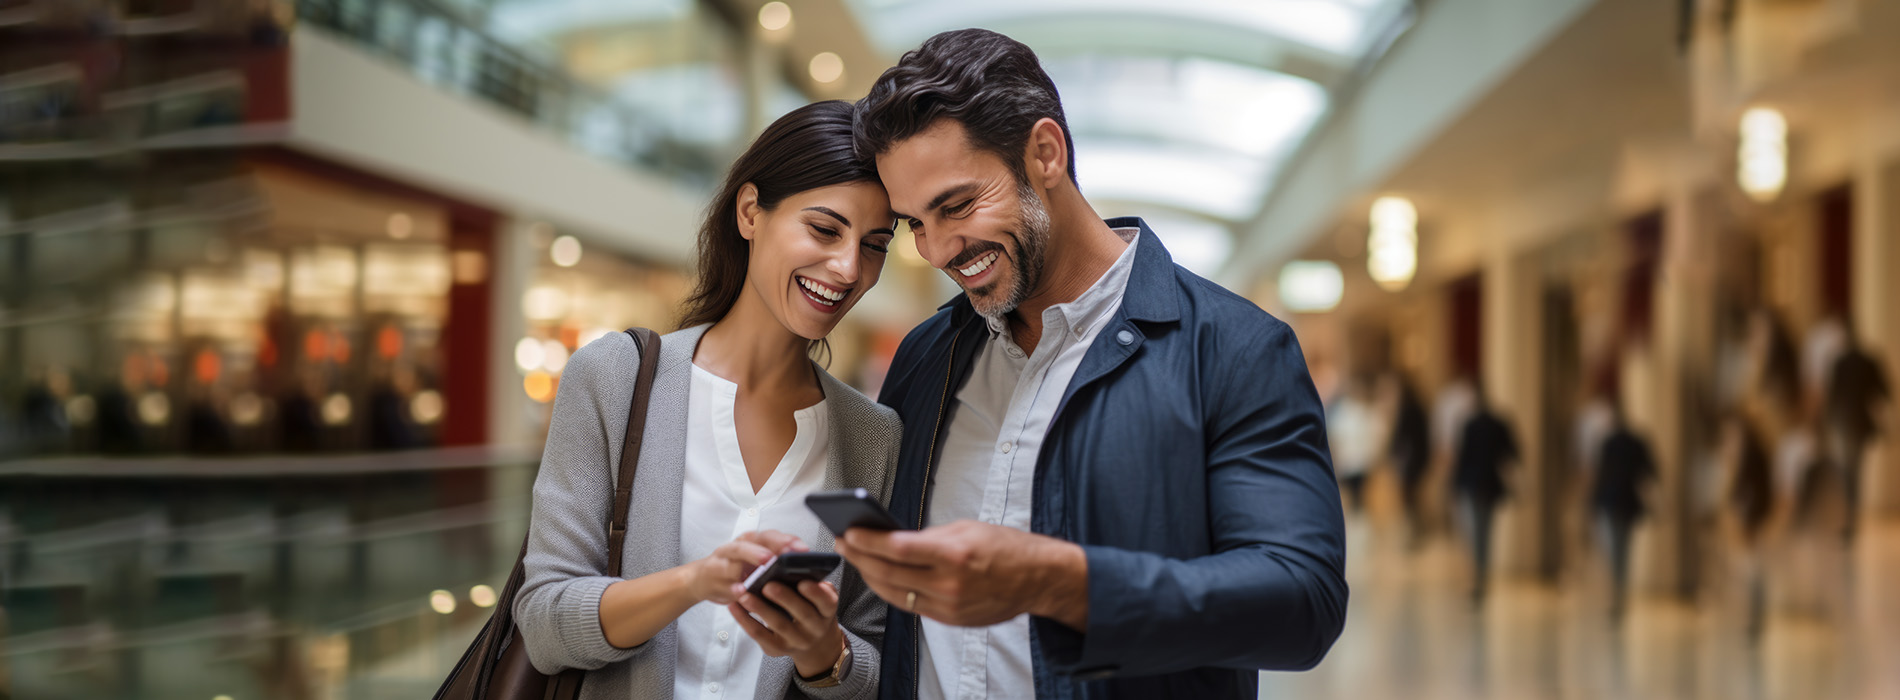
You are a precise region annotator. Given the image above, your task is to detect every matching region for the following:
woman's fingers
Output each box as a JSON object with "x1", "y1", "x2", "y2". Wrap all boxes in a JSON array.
[
  {"x1": 797, "y1": 580, "x2": 840, "y2": 620},
  {"x1": 727, "y1": 603, "x2": 786, "y2": 655},
  {"x1": 761, "y1": 582, "x2": 821, "y2": 627},
  {"x1": 715, "y1": 540, "x2": 778, "y2": 568},
  {"x1": 737, "y1": 593, "x2": 812, "y2": 646},
  {"x1": 738, "y1": 529, "x2": 808, "y2": 554}
]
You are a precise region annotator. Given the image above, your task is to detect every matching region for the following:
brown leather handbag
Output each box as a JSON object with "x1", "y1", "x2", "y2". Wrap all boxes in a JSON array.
[{"x1": 434, "y1": 327, "x2": 662, "y2": 700}]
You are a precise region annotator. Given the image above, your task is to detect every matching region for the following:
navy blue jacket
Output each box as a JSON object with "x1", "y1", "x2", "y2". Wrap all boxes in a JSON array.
[{"x1": 874, "y1": 218, "x2": 1348, "y2": 699}]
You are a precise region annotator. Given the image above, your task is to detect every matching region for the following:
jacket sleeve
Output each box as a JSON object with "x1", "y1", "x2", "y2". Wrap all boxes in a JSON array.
[
  {"x1": 513, "y1": 335, "x2": 653, "y2": 674},
  {"x1": 1036, "y1": 320, "x2": 1349, "y2": 676}
]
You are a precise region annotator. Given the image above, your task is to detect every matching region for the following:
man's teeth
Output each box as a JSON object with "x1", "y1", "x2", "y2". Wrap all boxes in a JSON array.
[
  {"x1": 958, "y1": 251, "x2": 999, "y2": 278},
  {"x1": 799, "y1": 277, "x2": 845, "y2": 304}
]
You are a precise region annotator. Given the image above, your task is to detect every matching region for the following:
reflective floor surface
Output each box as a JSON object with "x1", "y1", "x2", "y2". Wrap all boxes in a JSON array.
[{"x1": 1261, "y1": 513, "x2": 1900, "y2": 700}]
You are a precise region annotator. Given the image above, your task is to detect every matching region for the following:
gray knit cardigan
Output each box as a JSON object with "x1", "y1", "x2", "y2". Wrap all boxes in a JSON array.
[{"x1": 515, "y1": 324, "x2": 901, "y2": 700}]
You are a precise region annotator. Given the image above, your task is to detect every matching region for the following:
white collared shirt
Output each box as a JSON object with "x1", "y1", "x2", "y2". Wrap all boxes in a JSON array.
[
  {"x1": 674, "y1": 364, "x2": 830, "y2": 700},
  {"x1": 919, "y1": 229, "x2": 1139, "y2": 700}
]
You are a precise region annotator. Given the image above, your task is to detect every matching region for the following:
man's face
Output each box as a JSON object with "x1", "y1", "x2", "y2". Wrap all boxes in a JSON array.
[{"x1": 877, "y1": 119, "x2": 1052, "y2": 319}]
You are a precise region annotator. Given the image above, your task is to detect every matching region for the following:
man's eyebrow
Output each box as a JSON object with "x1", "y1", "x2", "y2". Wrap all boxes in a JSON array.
[
  {"x1": 895, "y1": 182, "x2": 981, "y2": 221},
  {"x1": 802, "y1": 206, "x2": 850, "y2": 228}
]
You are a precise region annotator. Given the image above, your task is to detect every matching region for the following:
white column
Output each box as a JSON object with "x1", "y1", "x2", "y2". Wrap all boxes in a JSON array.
[
  {"x1": 488, "y1": 216, "x2": 537, "y2": 562},
  {"x1": 1484, "y1": 246, "x2": 1545, "y2": 580},
  {"x1": 1855, "y1": 157, "x2": 1899, "y2": 516}
]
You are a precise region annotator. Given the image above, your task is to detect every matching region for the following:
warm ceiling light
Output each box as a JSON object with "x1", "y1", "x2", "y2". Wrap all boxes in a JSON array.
[
  {"x1": 550, "y1": 235, "x2": 583, "y2": 267},
  {"x1": 387, "y1": 212, "x2": 413, "y2": 239},
  {"x1": 758, "y1": 1, "x2": 791, "y2": 31},
  {"x1": 809, "y1": 52, "x2": 844, "y2": 84},
  {"x1": 1279, "y1": 260, "x2": 1344, "y2": 313},
  {"x1": 514, "y1": 337, "x2": 545, "y2": 372},
  {"x1": 1738, "y1": 107, "x2": 1787, "y2": 203},
  {"x1": 429, "y1": 590, "x2": 457, "y2": 615},
  {"x1": 470, "y1": 585, "x2": 498, "y2": 608},
  {"x1": 524, "y1": 371, "x2": 556, "y2": 403},
  {"x1": 409, "y1": 390, "x2": 444, "y2": 425},
  {"x1": 1367, "y1": 196, "x2": 1417, "y2": 292}
]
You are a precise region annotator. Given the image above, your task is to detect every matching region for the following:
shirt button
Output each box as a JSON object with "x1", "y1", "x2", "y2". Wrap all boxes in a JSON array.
[
  {"x1": 718, "y1": 630, "x2": 730, "y2": 642},
  {"x1": 999, "y1": 441, "x2": 1013, "y2": 454},
  {"x1": 1116, "y1": 330, "x2": 1134, "y2": 345},
  {"x1": 708, "y1": 683, "x2": 721, "y2": 693},
  {"x1": 1006, "y1": 347, "x2": 1024, "y2": 359}
]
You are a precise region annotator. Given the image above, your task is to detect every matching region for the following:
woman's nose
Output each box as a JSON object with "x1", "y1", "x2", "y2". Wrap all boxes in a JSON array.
[{"x1": 827, "y1": 248, "x2": 860, "y2": 284}]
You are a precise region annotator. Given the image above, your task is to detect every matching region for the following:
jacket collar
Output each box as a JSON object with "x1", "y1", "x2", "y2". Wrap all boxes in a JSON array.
[{"x1": 937, "y1": 216, "x2": 1182, "y2": 326}]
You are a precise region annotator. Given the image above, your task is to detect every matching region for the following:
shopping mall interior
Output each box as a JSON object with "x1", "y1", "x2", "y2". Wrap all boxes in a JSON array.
[{"x1": 3, "y1": 0, "x2": 1899, "y2": 698}]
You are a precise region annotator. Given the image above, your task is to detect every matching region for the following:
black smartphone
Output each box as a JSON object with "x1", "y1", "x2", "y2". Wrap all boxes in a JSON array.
[
  {"x1": 741, "y1": 552, "x2": 841, "y2": 615},
  {"x1": 804, "y1": 488, "x2": 905, "y2": 537}
]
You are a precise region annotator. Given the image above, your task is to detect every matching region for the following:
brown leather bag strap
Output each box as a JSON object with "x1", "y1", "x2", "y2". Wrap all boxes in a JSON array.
[{"x1": 605, "y1": 327, "x2": 661, "y2": 578}]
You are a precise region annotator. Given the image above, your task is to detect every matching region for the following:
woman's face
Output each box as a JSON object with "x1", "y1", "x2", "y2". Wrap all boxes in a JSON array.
[{"x1": 738, "y1": 181, "x2": 896, "y2": 340}]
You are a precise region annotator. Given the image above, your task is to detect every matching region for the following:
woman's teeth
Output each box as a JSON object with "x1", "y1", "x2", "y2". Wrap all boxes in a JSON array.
[
  {"x1": 958, "y1": 251, "x2": 999, "y2": 278},
  {"x1": 799, "y1": 276, "x2": 845, "y2": 306}
]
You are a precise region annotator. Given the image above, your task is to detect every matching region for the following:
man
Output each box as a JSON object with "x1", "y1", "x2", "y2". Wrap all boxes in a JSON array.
[
  {"x1": 1450, "y1": 381, "x2": 1515, "y2": 604},
  {"x1": 832, "y1": 29, "x2": 1347, "y2": 699}
]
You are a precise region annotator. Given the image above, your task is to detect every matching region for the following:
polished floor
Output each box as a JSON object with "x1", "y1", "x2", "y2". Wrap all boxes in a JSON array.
[{"x1": 1259, "y1": 509, "x2": 1900, "y2": 700}]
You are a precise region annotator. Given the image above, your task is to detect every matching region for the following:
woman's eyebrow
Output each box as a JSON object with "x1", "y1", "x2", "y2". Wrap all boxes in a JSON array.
[{"x1": 803, "y1": 206, "x2": 850, "y2": 227}]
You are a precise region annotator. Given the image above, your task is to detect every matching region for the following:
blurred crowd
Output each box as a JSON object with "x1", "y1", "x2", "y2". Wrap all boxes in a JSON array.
[{"x1": 1322, "y1": 307, "x2": 1890, "y2": 634}]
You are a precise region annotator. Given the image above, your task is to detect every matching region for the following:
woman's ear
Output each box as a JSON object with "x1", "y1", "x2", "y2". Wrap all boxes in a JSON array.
[{"x1": 736, "y1": 183, "x2": 762, "y2": 241}]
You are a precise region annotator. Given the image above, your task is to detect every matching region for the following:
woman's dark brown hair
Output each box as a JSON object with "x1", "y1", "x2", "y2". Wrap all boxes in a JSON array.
[{"x1": 676, "y1": 100, "x2": 879, "y2": 331}]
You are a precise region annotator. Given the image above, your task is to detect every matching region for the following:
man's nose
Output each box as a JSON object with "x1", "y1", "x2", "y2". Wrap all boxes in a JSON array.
[{"x1": 914, "y1": 228, "x2": 956, "y2": 270}]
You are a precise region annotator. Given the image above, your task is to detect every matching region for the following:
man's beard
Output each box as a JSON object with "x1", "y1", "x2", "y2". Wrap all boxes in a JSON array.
[{"x1": 969, "y1": 180, "x2": 1052, "y2": 320}]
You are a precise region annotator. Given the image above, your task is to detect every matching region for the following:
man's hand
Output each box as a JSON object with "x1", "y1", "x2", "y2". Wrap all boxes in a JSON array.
[{"x1": 834, "y1": 520, "x2": 1089, "y2": 630}]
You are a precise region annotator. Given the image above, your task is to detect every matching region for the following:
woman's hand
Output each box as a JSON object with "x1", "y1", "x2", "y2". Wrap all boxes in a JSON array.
[
  {"x1": 728, "y1": 579, "x2": 847, "y2": 679},
  {"x1": 686, "y1": 530, "x2": 807, "y2": 605}
]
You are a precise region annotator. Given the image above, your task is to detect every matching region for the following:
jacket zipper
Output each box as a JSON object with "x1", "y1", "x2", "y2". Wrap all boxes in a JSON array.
[{"x1": 913, "y1": 331, "x2": 958, "y2": 700}]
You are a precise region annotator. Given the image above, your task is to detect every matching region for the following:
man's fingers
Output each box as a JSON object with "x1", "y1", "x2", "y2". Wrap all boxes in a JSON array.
[
  {"x1": 846, "y1": 528, "x2": 954, "y2": 566},
  {"x1": 840, "y1": 545, "x2": 941, "y2": 593}
]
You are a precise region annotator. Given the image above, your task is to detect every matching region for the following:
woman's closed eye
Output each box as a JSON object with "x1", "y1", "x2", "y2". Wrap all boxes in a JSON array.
[{"x1": 863, "y1": 236, "x2": 892, "y2": 254}]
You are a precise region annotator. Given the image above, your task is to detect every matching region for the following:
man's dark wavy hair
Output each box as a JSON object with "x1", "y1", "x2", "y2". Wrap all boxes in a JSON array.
[{"x1": 853, "y1": 28, "x2": 1077, "y2": 187}]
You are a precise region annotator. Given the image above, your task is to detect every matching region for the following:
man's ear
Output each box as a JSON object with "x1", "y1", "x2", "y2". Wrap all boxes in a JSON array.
[
  {"x1": 736, "y1": 183, "x2": 762, "y2": 241},
  {"x1": 1023, "y1": 118, "x2": 1069, "y2": 191}
]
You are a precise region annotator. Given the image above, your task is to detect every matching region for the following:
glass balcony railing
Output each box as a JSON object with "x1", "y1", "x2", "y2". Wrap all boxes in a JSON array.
[{"x1": 295, "y1": 0, "x2": 723, "y2": 188}]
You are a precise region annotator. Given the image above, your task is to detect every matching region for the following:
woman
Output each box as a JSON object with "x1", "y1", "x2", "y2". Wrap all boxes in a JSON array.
[{"x1": 515, "y1": 100, "x2": 900, "y2": 699}]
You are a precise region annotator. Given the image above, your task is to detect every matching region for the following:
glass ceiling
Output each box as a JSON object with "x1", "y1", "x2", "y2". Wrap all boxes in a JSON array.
[{"x1": 468, "y1": 0, "x2": 1412, "y2": 269}]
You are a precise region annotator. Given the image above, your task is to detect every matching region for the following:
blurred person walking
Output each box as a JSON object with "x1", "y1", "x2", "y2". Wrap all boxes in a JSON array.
[
  {"x1": 1591, "y1": 404, "x2": 1656, "y2": 618},
  {"x1": 1452, "y1": 383, "x2": 1517, "y2": 603},
  {"x1": 1716, "y1": 417, "x2": 1776, "y2": 639},
  {"x1": 514, "y1": 101, "x2": 900, "y2": 699},
  {"x1": 1386, "y1": 374, "x2": 1433, "y2": 548},
  {"x1": 1819, "y1": 319, "x2": 1890, "y2": 541},
  {"x1": 1328, "y1": 377, "x2": 1384, "y2": 514}
]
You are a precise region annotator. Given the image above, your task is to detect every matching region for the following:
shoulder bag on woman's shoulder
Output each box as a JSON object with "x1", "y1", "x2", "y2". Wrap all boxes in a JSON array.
[{"x1": 433, "y1": 327, "x2": 662, "y2": 700}]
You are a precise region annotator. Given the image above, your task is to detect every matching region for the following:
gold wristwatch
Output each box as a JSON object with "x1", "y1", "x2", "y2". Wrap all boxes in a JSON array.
[{"x1": 798, "y1": 635, "x2": 851, "y2": 688}]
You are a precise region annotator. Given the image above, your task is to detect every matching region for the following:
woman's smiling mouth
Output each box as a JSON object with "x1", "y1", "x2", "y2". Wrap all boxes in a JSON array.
[{"x1": 797, "y1": 275, "x2": 850, "y2": 311}]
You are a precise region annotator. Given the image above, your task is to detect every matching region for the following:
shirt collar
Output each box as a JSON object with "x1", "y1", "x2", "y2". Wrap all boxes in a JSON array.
[{"x1": 983, "y1": 228, "x2": 1140, "y2": 342}]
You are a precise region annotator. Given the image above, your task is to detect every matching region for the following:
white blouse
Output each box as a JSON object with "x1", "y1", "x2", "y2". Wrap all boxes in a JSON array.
[{"x1": 673, "y1": 364, "x2": 831, "y2": 700}]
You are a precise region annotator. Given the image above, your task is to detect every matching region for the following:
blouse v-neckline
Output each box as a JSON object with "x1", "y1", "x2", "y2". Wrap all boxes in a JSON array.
[{"x1": 691, "y1": 363, "x2": 827, "y2": 501}]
